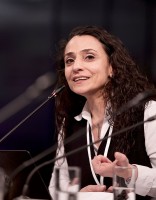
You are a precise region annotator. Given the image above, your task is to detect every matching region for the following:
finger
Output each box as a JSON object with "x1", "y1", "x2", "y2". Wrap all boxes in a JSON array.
[
  {"x1": 80, "y1": 185, "x2": 106, "y2": 192},
  {"x1": 106, "y1": 186, "x2": 113, "y2": 193},
  {"x1": 93, "y1": 155, "x2": 112, "y2": 163},
  {"x1": 93, "y1": 185, "x2": 106, "y2": 192},
  {"x1": 114, "y1": 152, "x2": 129, "y2": 166},
  {"x1": 100, "y1": 157, "x2": 112, "y2": 163}
]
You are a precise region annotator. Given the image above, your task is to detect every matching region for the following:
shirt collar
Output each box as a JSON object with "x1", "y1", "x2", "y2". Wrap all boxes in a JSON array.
[
  {"x1": 74, "y1": 102, "x2": 91, "y2": 122},
  {"x1": 74, "y1": 101, "x2": 111, "y2": 123}
]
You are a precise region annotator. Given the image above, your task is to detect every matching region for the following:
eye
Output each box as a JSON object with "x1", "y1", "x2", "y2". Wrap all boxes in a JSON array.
[
  {"x1": 85, "y1": 54, "x2": 95, "y2": 61},
  {"x1": 65, "y1": 58, "x2": 74, "y2": 65}
]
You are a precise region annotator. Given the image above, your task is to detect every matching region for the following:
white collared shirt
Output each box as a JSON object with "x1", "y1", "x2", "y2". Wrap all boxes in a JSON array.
[{"x1": 49, "y1": 101, "x2": 156, "y2": 198}]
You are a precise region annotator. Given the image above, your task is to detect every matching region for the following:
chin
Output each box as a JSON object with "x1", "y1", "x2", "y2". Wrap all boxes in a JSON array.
[
  {"x1": 72, "y1": 89, "x2": 87, "y2": 96},
  {"x1": 69, "y1": 84, "x2": 90, "y2": 96}
]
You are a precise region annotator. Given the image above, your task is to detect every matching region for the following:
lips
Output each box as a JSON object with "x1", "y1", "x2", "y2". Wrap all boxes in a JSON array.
[{"x1": 73, "y1": 76, "x2": 89, "y2": 82}]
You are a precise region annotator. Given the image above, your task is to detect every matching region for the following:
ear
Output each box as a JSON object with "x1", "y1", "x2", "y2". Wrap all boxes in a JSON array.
[{"x1": 108, "y1": 65, "x2": 113, "y2": 78}]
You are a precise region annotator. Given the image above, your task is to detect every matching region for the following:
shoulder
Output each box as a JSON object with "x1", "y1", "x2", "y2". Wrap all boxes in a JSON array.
[{"x1": 144, "y1": 100, "x2": 156, "y2": 119}]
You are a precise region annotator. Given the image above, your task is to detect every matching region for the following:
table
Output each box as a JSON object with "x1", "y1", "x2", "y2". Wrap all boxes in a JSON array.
[{"x1": 78, "y1": 192, "x2": 113, "y2": 200}]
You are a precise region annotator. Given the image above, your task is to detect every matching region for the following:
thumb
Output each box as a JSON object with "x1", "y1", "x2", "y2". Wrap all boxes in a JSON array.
[{"x1": 114, "y1": 152, "x2": 129, "y2": 166}]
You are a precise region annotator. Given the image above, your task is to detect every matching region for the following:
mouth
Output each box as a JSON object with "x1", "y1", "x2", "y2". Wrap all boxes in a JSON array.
[{"x1": 73, "y1": 76, "x2": 90, "y2": 82}]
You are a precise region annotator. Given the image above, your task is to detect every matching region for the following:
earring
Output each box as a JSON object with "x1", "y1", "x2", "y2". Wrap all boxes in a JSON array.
[
  {"x1": 109, "y1": 73, "x2": 112, "y2": 78},
  {"x1": 108, "y1": 73, "x2": 114, "y2": 79}
]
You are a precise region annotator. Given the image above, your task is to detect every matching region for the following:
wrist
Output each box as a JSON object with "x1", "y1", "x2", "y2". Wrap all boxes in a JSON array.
[
  {"x1": 125, "y1": 165, "x2": 137, "y2": 185},
  {"x1": 124, "y1": 164, "x2": 133, "y2": 180}
]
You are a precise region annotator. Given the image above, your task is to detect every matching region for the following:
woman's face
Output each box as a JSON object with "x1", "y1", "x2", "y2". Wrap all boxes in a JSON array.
[{"x1": 64, "y1": 35, "x2": 112, "y2": 99}]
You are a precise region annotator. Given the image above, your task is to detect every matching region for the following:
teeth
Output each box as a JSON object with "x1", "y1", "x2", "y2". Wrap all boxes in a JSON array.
[{"x1": 74, "y1": 77, "x2": 89, "y2": 82}]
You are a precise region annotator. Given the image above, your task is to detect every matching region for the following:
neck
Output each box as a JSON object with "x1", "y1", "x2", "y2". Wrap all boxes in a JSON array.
[{"x1": 87, "y1": 97, "x2": 106, "y2": 126}]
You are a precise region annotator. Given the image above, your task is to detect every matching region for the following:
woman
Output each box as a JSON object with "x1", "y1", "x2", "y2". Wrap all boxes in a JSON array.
[{"x1": 49, "y1": 25, "x2": 156, "y2": 199}]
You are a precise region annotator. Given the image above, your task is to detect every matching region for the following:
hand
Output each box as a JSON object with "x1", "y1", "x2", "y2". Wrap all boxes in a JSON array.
[
  {"x1": 92, "y1": 152, "x2": 138, "y2": 179},
  {"x1": 80, "y1": 184, "x2": 106, "y2": 192},
  {"x1": 91, "y1": 154, "x2": 116, "y2": 177},
  {"x1": 114, "y1": 152, "x2": 138, "y2": 180}
]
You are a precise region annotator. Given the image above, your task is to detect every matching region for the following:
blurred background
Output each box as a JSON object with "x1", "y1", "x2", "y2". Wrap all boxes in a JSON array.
[{"x1": 0, "y1": 0, "x2": 156, "y2": 189}]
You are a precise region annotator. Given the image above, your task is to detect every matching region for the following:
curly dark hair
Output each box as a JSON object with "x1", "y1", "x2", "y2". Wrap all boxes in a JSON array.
[{"x1": 54, "y1": 25, "x2": 155, "y2": 153}]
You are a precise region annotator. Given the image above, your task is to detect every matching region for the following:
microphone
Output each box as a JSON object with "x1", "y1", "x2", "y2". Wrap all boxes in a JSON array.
[
  {"x1": 20, "y1": 112, "x2": 156, "y2": 197},
  {"x1": 4, "y1": 90, "x2": 156, "y2": 198},
  {"x1": 0, "y1": 85, "x2": 65, "y2": 144},
  {"x1": 115, "y1": 90, "x2": 156, "y2": 115},
  {"x1": 0, "y1": 71, "x2": 56, "y2": 124}
]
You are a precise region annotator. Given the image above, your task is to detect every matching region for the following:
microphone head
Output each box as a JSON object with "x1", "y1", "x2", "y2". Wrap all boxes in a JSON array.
[
  {"x1": 116, "y1": 89, "x2": 156, "y2": 116},
  {"x1": 134, "y1": 90, "x2": 156, "y2": 104},
  {"x1": 48, "y1": 85, "x2": 65, "y2": 99}
]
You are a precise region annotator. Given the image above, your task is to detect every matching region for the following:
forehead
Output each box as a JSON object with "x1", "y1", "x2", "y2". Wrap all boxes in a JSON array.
[{"x1": 64, "y1": 35, "x2": 104, "y2": 54}]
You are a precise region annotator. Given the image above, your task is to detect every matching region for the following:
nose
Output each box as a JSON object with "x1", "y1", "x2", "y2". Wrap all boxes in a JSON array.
[{"x1": 72, "y1": 58, "x2": 83, "y2": 72}]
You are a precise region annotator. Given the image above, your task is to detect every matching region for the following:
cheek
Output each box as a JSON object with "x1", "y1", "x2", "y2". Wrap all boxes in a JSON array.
[
  {"x1": 98, "y1": 67, "x2": 110, "y2": 84},
  {"x1": 64, "y1": 68, "x2": 68, "y2": 79},
  {"x1": 65, "y1": 68, "x2": 71, "y2": 82}
]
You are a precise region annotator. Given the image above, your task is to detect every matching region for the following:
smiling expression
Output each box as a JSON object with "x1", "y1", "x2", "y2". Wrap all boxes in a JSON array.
[{"x1": 64, "y1": 35, "x2": 112, "y2": 99}]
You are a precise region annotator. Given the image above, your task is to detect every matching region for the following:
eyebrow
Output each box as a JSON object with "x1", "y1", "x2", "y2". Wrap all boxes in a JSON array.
[{"x1": 64, "y1": 48, "x2": 97, "y2": 57}]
